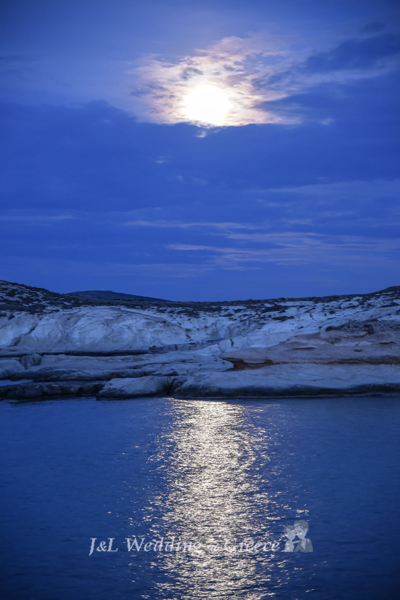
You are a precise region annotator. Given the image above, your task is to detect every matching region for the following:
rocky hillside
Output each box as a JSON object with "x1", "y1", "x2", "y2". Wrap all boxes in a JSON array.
[{"x1": 0, "y1": 280, "x2": 399, "y2": 400}]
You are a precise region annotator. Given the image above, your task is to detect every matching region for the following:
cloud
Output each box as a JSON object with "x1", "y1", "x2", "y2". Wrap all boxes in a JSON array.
[
  {"x1": 168, "y1": 233, "x2": 400, "y2": 268},
  {"x1": 248, "y1": 179, "x2": 400, "y2": 235},
  {"x1": 120, "y1": 176, "x2": 400, "y2": 237},
  {"x1": 250, "y1": 34, "x2": 400, "y2": 121},
  {"x1": 302, "y1": 34, "x2": 400, "y2": 74},
  {"x1": 0, "y1": 210, "x2": 75, "y2": 226},
  {"x1": 127, "y1": 31, "x2": 400, "y2": 127},
  {"x1": 267, "y1": 178, "x2": 400, "y2": 201},
  {"x1": 123, "y1": 219, "x2": 261, "y2": 231},
  {"x1": 128, "y1": 34, "x2": 296, "y2": 126},
  {"x1": 0, "y1": 255, "x2": 215, "y2": 282}
]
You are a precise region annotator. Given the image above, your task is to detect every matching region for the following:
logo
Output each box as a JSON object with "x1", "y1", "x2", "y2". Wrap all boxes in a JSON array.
[
  {"x1": 283, "y1": 520, "x2": 313, "y2": 552},
  {"x1": 88, "y1": 536, "x2": 281, "y2": 556},
  {"x1": 88, "y1": 521, "x2": 314, "y2": 556}
]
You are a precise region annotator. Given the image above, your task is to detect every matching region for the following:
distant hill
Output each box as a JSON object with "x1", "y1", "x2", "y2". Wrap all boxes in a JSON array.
[{"x1": 67, "y1": 290, "x2": 169, "y2": 302}]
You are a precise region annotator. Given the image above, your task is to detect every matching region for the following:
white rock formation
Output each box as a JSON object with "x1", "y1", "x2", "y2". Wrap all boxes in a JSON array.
[
  {"x1": 1, "y1": 284, "x2": 399, "y2": 355},
  {"x1": 98, "y1": 376, "x2": 171, "y2": 399},
  {"x1": 173, "y1": 364, "x2": 400, "y2": 398},
  {"x1": 1, "y1": 280, "x2": 399, "y2": 399},
  {"x1": 221, "y1": 329, "x2": 400, "y2": 368}
]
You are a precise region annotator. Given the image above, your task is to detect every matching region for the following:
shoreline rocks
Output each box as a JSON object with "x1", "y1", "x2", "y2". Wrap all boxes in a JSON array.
[
  {"x1": 221, "y1": 328, "x2": 400, "y2": 369},
  {"x1": 172, "y1": 364, "x2": 400, "y2": 398},
  {"x1": 98, "y1": 376, "x2": 172, "y2": 399},
  {"x1": 0, "y1": 380, "x2": 104, "y2": 401},
  {"x1": 1, "y1": 280, "x2": 400, "y2": 401}
]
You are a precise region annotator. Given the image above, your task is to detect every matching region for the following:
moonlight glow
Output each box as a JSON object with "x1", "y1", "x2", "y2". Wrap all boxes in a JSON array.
[{"x1": 183, "y1": 85, "x2": 231, "y2": 126}]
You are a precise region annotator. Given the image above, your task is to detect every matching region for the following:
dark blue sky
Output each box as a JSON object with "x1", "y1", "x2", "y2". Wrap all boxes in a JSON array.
[{"x1": 1, "y1": 0, "x2": 399, "y2": 300}]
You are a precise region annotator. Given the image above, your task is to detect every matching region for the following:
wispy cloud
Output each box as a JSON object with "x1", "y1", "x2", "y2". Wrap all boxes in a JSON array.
[
  {"x1": 128, "y1": 31, "x2": 400, "y2": 127},
  {"x1": 168, "y1": 233, "x2": 400, "y2": 268},
  {"x1": 0, "y1": 256, "x2": 215, "y2": 281},
  {"x1": 0, "y1": 211, "x2": 74, "y2": 224},
  {"x1": 129, "y1": 34, "x2": 295, "y2": 126},
  {"x1": 266, "y1": 178, "x2": 400, "y2": 200},
  {"x1": 123, "y1": 219, "x2": 261, "y2": 231},
  {"x1": 254, "y1": 33, "x2": 400, "y2": 100},
  {"x1": 301, "y1": 33, "x2": 400, "y2": 74}
]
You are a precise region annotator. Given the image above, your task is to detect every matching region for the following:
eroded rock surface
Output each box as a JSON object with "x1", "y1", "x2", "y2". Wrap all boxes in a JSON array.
[
  {"x1": 221, "y1": 326, "x2": 400, "y2": 369},
  {"x1": 1, "y1": 280, "x2": 400, "y2": 400},
  {"x1": 98, "y1": 376, "x2": 171, "y2": 399},
  {"x1": 172, "y1": 364, "x2": 400, "y2": 398}
]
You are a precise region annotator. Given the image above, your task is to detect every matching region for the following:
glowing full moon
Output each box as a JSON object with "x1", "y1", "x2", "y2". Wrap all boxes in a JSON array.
[{"x1": 183, "y1": 84, "x2": 231, "y2": 126}]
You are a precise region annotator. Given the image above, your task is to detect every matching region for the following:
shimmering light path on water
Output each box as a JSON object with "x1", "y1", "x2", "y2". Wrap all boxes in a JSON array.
[{"x1": 1, "y1": 396, "x2": 399, "y2": 599}]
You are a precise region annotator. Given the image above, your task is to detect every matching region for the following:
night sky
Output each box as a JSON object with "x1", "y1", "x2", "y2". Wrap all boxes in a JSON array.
[{"x1": 1, "y1": 0, "x2": 399, "y2": 301}]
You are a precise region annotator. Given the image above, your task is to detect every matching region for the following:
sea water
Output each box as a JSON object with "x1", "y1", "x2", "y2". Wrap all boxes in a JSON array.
[{"x1": 0, "y1": 396, "x2": 399, "y2": 600}]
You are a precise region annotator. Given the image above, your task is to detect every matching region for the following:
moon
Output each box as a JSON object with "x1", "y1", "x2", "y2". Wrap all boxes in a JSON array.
[{"x1": 183, "y1": 84, "x2": 231, "y2": 126}]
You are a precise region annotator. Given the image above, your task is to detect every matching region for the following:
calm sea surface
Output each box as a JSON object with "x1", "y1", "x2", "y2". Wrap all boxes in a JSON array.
[{"x1": 1, "y1": 396, "x2": 399, "y2": 600}]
